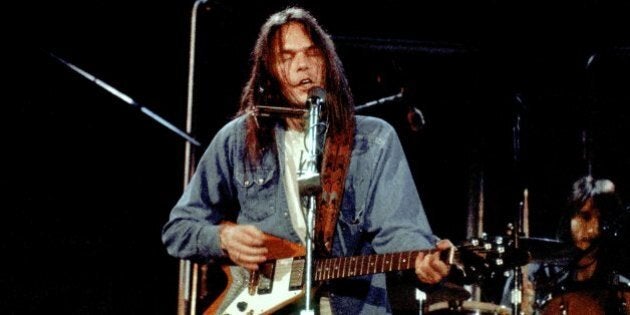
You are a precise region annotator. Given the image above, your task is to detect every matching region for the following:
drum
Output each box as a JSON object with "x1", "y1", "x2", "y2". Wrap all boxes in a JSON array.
[
  {"x1": 539, "y1": 287, "x2": 630, "y2": 315},
  {"x1": 424, "y1": 300, "x2": 511, "y2": 314}
]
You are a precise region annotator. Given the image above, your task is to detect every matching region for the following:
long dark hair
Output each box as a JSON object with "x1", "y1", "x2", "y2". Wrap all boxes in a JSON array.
[
  {"x1": 236, "y1": 7, "x2": 355, "y2": 165},
  {"x1": 557, "y1": 175, "x2": 623, "y2": 244}
]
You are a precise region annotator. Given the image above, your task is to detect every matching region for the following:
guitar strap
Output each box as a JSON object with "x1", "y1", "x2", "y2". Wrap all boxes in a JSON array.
[{"x1": 315, "y1": 128, "x2": 353, "y2": 256}]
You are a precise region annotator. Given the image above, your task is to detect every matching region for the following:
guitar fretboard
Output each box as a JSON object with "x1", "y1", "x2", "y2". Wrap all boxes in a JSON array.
[{"x1": 314, "y1": 249, "x2": 455, "y2": 281}]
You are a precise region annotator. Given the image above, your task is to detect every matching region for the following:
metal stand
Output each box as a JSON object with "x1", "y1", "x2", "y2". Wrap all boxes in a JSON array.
[
  {"x1": 510, "y1": 94, "x2": 529, "y2": 315},
  {"x1": 299, "y1": 93, "x2": 324, "y2": 315},
  {"x1": 416, "y1": 289, "x2": 427, "y2": 315},
  {"x1": 510, "y1": 204, "x2": 524, "y2": 315},
  {"x1": 179, "y1": 1, "x2": 209, "y2": 314}
]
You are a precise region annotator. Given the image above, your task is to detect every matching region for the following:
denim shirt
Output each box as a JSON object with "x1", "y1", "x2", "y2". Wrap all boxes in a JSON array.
[{"x1": 162, "y1": 115, "x2": 439, "y2": 314}]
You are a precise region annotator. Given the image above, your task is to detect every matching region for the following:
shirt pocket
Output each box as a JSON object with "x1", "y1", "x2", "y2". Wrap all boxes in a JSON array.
[{"x1": 234, "y1": 166, "x2": 277, "y2": 221}]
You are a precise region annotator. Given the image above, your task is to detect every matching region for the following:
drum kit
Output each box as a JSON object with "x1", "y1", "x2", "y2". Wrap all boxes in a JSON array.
[{"x1": 419, "y1": 236, "x2": 630, "y2": 315}]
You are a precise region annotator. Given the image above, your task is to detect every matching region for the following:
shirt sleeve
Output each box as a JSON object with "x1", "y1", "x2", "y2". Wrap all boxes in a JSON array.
[{"x1": 161, "y1": 119, "x2": 240, "y2": 262}]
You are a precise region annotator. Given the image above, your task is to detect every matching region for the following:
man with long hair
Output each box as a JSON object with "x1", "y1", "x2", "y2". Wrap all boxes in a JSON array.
[{"x1": 163, "y1": 7, "x2": 450, "y2": 314}]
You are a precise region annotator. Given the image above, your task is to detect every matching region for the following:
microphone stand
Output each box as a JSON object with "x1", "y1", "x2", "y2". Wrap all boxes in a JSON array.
[
  {"x1": 249, "y1": 96, "x2": 323, "y2": 314},
  {"x1": 179, "y1": 1, "x2": 208, "y2": 314},
  {"x1": 299, "y1": 95, "x2": 324, "y2": 315}
]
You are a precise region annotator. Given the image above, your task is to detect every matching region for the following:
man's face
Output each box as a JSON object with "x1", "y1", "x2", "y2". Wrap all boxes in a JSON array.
[
  {"x1": 571, "y1": 198, "x2": 601, "y2": 250},
  {"x1": 272, "y1": 22, "x2": 326, "y2": 107}
]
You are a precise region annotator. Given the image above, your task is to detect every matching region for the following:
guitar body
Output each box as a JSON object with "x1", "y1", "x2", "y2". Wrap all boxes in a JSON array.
[
  {"x1": 205, "y1": 259, "x2": 306, "y2": 315},
  {"x1": 205, "y1": 234, "x2": 307, "y2": 315}
]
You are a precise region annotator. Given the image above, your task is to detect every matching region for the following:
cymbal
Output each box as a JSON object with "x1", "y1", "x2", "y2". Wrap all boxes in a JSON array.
[
  {"x1": 517, "y1": 236, "x2": 575, "y2": 263},
  {"x1": 425, "y1": 282, "x2": 471, "y2": 304}
]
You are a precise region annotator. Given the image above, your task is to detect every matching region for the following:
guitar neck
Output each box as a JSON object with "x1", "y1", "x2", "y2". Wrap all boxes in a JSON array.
[{"x1": 314, "y1": 247, "x2": 455, "y2": 281}]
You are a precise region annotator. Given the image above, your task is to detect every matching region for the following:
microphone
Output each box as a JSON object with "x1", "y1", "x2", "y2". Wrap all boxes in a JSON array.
[
  {"x1": 306, "y1": 86, "x2": 326, "y2": 108},
  {"x1": 302, "y1": 86, "x2": 325, "y2": 176}
]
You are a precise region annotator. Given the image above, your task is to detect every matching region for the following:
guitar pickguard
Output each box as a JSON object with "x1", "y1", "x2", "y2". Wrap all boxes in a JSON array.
[{"x1": 214, "y1": 258, "x2": 305, "y2": 315}]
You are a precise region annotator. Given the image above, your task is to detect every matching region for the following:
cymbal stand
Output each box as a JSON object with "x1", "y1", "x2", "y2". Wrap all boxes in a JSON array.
[
  {"x1": 510, "y1": 94, "x2": 528, "y2": 315},
  {"x1": 510, "y1": 201, "x2": 524, "y2": 315}
]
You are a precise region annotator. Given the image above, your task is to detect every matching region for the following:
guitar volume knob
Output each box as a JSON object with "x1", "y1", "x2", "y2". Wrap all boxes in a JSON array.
[{"x1": 236, "y1": 301, "x2": 248, "y2": 312}]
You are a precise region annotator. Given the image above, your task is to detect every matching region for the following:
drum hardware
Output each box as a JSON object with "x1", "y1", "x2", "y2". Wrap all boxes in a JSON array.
[{"x1": 423, "y1": 300, "x2": 511, "y2": 315}]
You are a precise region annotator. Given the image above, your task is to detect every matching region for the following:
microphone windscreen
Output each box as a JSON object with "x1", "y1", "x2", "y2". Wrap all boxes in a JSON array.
[{"x1": 308, "y1": 86, "x2": 326, "y2": 103}]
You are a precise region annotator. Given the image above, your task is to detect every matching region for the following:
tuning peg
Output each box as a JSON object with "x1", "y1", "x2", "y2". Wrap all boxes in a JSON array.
[
  {"x1": 494, "y1": 236, "x2": 504, "y2": 245},
  {"x1": 469, "y1": 237, "x2": 480, "y2": 247}
]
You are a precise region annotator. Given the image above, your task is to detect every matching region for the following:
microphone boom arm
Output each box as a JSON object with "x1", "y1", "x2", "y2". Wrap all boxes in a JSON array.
[{"x1": 50, "y1": 53, "x2": 201, "y2": 147}]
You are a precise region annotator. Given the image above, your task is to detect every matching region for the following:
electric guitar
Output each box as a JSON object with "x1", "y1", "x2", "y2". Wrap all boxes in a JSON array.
[{"x1": 203, "y1": 233, "x2": 516, "y2": 315}]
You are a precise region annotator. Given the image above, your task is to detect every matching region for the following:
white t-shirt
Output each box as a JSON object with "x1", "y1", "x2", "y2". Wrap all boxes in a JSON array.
[{"x1": 283, "y1": 129, "x2": 308, "y2": 244}]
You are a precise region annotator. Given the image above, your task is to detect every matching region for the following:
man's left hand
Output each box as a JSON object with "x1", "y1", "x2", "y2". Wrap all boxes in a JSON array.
[{"x1": 415, "y1": 239, "x2": 452, "y2": 284}]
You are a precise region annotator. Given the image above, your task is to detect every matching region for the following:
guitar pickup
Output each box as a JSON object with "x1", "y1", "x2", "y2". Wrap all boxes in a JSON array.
[
  {"x1": 289, "y1": 257, "x2": 305, "y2": 290},
  {"x1": 257, "y1": 261, "x2": 275, "y2": 294}
]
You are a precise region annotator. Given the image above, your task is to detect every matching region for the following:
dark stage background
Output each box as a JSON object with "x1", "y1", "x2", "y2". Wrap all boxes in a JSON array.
[{"x1": 6, "y1": 0, "x2": 630, "y2": 314}]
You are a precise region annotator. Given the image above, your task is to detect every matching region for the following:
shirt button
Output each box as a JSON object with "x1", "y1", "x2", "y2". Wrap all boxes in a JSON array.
[
  {"x1": 258, "y1": 178, "x2": 264, "y2": 184},
  {"x1": 244, "y1": 180, "x2": 250, "y2": 186},
  {"x1": 284, "y1": 212, "x2": 289, "y2": 217}
]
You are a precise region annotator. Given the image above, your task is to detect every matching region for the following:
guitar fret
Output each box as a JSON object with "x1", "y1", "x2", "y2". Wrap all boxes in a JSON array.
[
  {"x1": 359, "y1": 255, "x2": 364, "y2": 276},
  {"x1": 329, "y1": 258, "x2": 334, "y2": 280},
  {"x1": 339, "y1": 257, "x2": 344, "y2": 278},
  {"x1": 381, "y1": 254, "x2": 388, "y2": 272},
  {"x1": 351, "y1": 256, "x2": 357, "y2": 276},
  {"x1": 344, "y1": 257, "x2": 353, "y2": 276},
  {"x1": 383, "y1": 253, "x2": 388, "y2": 272},
  {"x1": 371, "y1": 255, "x2": 375, "y2": 274},
  {"x1": 381, "y1": 254, "x2": 388, "y2": 273},
  {"x1": 347, "y1": 257, "x2": 352, "y2": 276},
  {"x1": 334, "y1": 257, "x2": 340, "y2": 278},
  {"x1": 380, "y1": 254, "x2": 385, "y2": 273},
  {"x1": 321, "y1": 260, "x2": 326, "y2": 280},
  {"x1": 349, "y1": 256, "x2": 353, "y2": 277},
  {"x1": 396, "y1": 252, "x2": 401, "y2": 271},
  {"x1": 341, "y1": 256, "x2": 346, "y2": 278},
  {"x1": 403, "y1": 252, "x2": 407, "y2": 270},
  {"x1": 365, "y1": 255, "x2": 374, "y2": 273}
]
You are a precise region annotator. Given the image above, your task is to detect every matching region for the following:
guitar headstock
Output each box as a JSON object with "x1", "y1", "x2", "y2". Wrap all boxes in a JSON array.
[{"x1": 455, "y1": 234, "x2": 529, "y2": 284}]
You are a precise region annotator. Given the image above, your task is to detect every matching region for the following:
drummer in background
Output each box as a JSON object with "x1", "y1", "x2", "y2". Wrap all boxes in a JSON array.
[
  {"x1": 502, "y1": 175, "x2": 629, "y2": 314},
  {"x1": 556, "y1": 175, "x2": 625, "y2": 284}
]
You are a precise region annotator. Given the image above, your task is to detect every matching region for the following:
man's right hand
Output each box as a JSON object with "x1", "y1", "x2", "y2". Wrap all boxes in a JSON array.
[{"x1": 219, "y1": 224, "x2": 268, "y2": 270}]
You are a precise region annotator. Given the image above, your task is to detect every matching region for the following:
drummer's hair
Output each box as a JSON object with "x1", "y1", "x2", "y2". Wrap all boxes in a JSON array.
[{"x1": 557, "y1": 175, "x2": 624, "y2": 243}]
